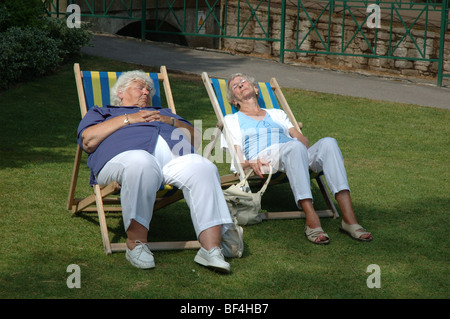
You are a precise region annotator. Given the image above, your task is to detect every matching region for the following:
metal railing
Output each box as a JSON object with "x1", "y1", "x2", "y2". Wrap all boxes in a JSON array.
[
  {"x1": 46, "y1": 0, "x2": 142, "y2": 19},
  {"x1": 143, "y1": 1, "x2": 283, "y2": 44},
  {"x1": 437, "y1": 0, "x2": 450, "y2": 84},
  {"x1": 285, "y1": 1, "x2": 449, "y2": 85},
  {"x1": 45, "y1": 0, "x2": 449, "y2": 86}
]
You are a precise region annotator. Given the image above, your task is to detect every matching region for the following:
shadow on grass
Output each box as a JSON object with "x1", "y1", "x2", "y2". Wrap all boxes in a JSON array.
[
  {"x1": 73, "y1": 199, "x2": 199, "y2": 248},
  {"x1": 0, "y1": 64, "x2": 80, "y2": 169},
  {"x1": 70, "y1": 180, "x2": 331, "y2": 254},
  {"x1": 1, "y1": 194, "x2": 447, "y2": 298}
]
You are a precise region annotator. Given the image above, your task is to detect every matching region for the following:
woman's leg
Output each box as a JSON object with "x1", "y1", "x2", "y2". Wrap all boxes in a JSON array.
[
  {"x1": 335, "y1": 190, "x2": 372, "y2": 240},
  {"x1": 278, "y1": 141, "x2": 328, "y2": 243},
  {"x1": 97, "y1": 150, "x2": 163, "y2": 249},
  {"x1": 309, "y1": 138, "x2": 372, "y2": 240},
  {"x1": 162, "y1": 154, "x2": 233, "y2": 246}
]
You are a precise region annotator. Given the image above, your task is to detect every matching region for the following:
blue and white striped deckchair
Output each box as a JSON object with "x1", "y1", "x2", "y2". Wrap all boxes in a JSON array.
[
  {"x1": 68, "y1": 63, "x2": 201, "y2": 254},
  {"x1": 202, "y1": 72, "x2": 338, "y2": 220}
]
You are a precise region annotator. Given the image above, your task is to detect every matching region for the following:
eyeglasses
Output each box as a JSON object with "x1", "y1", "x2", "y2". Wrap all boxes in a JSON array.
[{"x1": 231, "y1": 78, "x2": 248, "y2": 91}]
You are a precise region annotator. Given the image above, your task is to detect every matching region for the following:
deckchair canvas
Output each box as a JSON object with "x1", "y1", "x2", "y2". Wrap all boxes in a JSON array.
[
  {"x1": 201, "y1": 72, "x2": 339, "y2": 220},
  {"x1": 67, "y1": 63, "x2": 201, "y2": 254}
]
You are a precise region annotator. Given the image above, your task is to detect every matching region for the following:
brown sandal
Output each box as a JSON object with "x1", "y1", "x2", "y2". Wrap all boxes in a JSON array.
[
  {"x1": 339, "y1": 221, "x2": 373, "y2": 242},
  {"x1": 305, "y1": 226, "x2": 330, "y2": 245}
]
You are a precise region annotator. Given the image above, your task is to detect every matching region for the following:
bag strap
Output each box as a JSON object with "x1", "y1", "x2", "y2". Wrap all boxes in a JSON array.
[
  {"x1": 258, "y1": 165, "x2": 273, "y2": 195},
  {"x1": 237, "y1": 169, "x2": 255, "y2": 188},
  {"x1": 238, "y1": 165, "x2": 273, "y2": 194}
]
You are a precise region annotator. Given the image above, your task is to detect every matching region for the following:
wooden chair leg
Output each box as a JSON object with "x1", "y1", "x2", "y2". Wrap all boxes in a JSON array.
[
  {"x1": 94, "y1": 184, "x2": 112, "y2": 255},
  {"x1": 93, "y1": 184, "x2": 201, "y2": 254},
  {"x1": 110, "y1": 241, "x2": 201, "y2": 253},
  {"x1": 67, "y1": 145, "x2": 82, "y2": 211},
  {"x1": 316, "y1": 175, "x2": 339, "y2": 219}
]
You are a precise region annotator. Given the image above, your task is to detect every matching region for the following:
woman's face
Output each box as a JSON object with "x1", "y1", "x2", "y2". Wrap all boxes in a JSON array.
[
  {"x1": 119, "y1": 80, "x2": 151, "y2": 107},
  {"x1": 229, "y1": 76, "x2": 258, "y2": 104}
]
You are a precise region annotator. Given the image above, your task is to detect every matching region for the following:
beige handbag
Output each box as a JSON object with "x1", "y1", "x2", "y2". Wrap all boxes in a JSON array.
[{"x1": 223, "y1": 166, "x2": 273, "y2": 226}]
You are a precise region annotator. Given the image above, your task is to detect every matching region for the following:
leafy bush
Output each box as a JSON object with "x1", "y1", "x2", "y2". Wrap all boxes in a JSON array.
[
  {"x1": 0, "y1": 0, "x2": 91, "y2": 90},
  {"x1": 42, "y1": 17, "x2": 92, "y2": 59},
  {"x1": 0, "y1": 27, "x2": 62, "y2": 89},
  {"x1": 0, "y1": 0, "x2": 47, "y2": 32}
]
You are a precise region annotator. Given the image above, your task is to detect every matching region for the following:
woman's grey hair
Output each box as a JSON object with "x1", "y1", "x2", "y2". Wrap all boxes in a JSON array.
[
  {"x1": 110, "y1": 70, "x2": 155, "y2": 106},
  {"x1": 226, "y1": 73, "x2": 259, "y2": 108}
]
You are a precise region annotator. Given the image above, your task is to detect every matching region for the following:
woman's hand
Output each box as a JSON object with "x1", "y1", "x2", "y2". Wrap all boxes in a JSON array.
[
  {"x1": 81, "y1": 110, "x2": 168, "y2": 153},
  {"x1": 130, "y1": 110, "x2": 199, "y2": 149},
  {"x1": 127, "y1": 110, "x2": 168, "y2": 124},
  {"x1": 247, "y1": 158, "x2": 271, "y2": 178}
]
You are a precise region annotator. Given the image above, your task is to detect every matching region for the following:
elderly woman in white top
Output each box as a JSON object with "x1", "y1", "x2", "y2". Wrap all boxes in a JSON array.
[
  {"x1": 222, "y1": 73, "x2": 372, "y2": 244},
  {"x1": 78, "y1": 70, "x2": 240, "y2": 272}
]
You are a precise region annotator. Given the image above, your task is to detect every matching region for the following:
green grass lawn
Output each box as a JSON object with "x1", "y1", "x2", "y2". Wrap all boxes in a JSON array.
[{"x1": 0, "y1": 55, "x2": 448, "y2": 300}]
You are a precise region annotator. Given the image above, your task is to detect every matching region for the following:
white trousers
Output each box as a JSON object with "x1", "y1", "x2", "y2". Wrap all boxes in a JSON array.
[
  {"x1": 258, "y1": 137, "x2": 350, "y2": 204},
  {"x1": 97, "y1": 150, "x2": 233, "y2": 237}
]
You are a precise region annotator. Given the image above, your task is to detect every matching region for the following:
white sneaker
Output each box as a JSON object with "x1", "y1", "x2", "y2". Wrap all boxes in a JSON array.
[
  {"x1": 194, "y1": 247, "x2": 230, "y2": 273},
  {"x1": 126, "y1": 241, "x2": 155, "y2": 269}
]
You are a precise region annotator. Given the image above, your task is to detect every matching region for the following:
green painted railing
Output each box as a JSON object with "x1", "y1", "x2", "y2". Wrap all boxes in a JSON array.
[
  {"x1": 437, "y1": 0, "x2": 450, "y2": 85},
  {"x1": 286, "y1": 0, "x2": 449, "y2": 85},
  {"x1": 145, "y1": 1, "x2": 283, "y2": 44},
  {"x1": 46, "y1": 0, "x2": 142, "y2": 19},
  {"x1": 45, "y1": 0, "x2": 449, "y2": 86}
]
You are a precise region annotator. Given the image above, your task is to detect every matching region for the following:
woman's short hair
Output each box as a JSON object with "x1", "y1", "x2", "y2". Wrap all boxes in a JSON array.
[
  {"x1": 110, "y1": 70, "x2": 155, "y2": 106},
  {"x1": 226, "y1": 73, "x2": 259, "y2": 108}
]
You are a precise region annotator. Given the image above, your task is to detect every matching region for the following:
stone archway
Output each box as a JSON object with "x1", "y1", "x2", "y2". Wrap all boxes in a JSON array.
[{"x1": 116, "y1": 19, "x2": 189, "y2": 46}]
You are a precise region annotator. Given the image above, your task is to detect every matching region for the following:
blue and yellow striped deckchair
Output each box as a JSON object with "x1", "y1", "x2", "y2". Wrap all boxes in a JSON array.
[
  {"x1": 201, "y1": 72, "x2": 338, "y2": 220},
  {"x1": 67, "y1": 63, "x2": 201, "y2": 254},
  {"x1": 80, "y1": 71, "x2": 161, "y2": 112}
]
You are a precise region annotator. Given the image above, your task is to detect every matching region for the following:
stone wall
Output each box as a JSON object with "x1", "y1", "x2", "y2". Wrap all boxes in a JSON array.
[{"x1": 221, "y1": 1, "x2": 450, "y2": 79}]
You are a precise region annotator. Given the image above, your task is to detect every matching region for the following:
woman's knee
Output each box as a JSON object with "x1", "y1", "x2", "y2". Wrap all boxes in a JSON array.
[
  {"x1": 285, "y1": 139, "x2": 308, "y2": 156},
  {"x1": 320, "y1": 137, "x2": 339, "y2": 150},
  {"x1": 123, "y1": 151, "x2": 163, "y2": 181},
  {"x1": 191, "y1": 155, "x2": 218, "y2": 176},
  {"x1": 183, "y1": 155, "x2": 220, "y2": 185}
]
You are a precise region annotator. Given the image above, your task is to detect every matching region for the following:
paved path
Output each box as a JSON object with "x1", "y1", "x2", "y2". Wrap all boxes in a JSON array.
[{"x1": 82, "y1": 34, "x2": 449, "y2": 110}]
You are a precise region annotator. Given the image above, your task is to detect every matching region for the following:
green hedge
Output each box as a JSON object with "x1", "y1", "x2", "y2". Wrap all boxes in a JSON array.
[
  {"x1": 0, "y1": 0, "x2": 45, "y2": 31},
  {"x1": 0, "y1": 1, "x2": 91, "y2": 90},
  {"x1": 0, "y1": 27, "x2": 62, "y2": 89}
]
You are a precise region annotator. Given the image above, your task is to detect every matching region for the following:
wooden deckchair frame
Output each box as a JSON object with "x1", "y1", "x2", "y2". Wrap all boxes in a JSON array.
[
  {"x1": 201, "y1": 72, "x2": 339, "y2": 220},
  {"x1": 67, "y1": 63, "x2": 201, "y2": 254}
]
